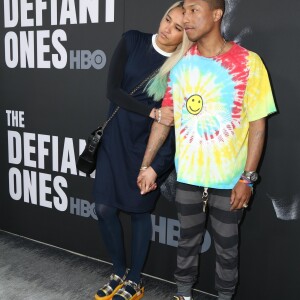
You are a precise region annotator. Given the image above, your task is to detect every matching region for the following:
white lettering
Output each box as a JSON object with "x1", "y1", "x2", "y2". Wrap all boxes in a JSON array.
[
  {"x1": 9, "y1": 167, "x2": 22, "y2": 200},
  {"x1": 38, "y1": 134, "x2": 51, "y2": 169},
  {"x1": 5, "y1": 32, "x2": 18, "y2": 68},
  {"x1": 79, "y1": 0, "x2": 99, "y2": 23},
  {"x1": 35, "y1": 0, "x2": 48, "y2": 26},
  {"x1": 36, "y1": 30, "x2": 51, "y2": 68},
  {"x1": 106, "y1": 0, "x2": 115, "y2": 22},
  {"x1": 20, "y1": 31, "x2": 35, "y2": 68},
  {"x1": 52, "y1": 29, "x2": 67, "y2": 69},
  {"x1": 39, "y1": 172, "x2": 52, "y2": 208},
  {"x1": 4, "y1": 0, "x2": 18, "y2": 28},
  {"x1": 53, "y1": 176, "x2": 68, "y2": 211},
  {"x1": 23, "y1": 132, "x2": 37, "y2": 168},
  {"x1": 61, "y1": 138, "x2": 77, "y2": 175},
  {"x1": 60, "y1": 0, "x2": 77, "y2": 25},
  {"x1": 78, "y1": 139, "x2": 87, "y2": 177},
  {"x1": 8, "y1": 130, "x2": 22, "y2": 164},
  {"x1": 21, "y1": 0, "x2": 34, "y2": 27},
  {"x1": 52, "y1": 136, "x2": 59, "y2": 172},
  {"x1": 51, "y1": 0, "x2": 58, "y2": 25},
  {"x1": 23, "y1": 169, "x2": 37, "y2": 204}
]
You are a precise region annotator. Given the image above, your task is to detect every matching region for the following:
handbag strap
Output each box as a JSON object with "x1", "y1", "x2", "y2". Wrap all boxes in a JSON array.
[{"x1": 101, "y1": 67, "x2": 160, "y2": 130}]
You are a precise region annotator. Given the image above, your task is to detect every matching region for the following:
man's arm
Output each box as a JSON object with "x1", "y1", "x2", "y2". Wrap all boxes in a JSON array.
[
  {"x1": 230, "y1": 118, "x2": 266, "y2": 210},
  {"x1": 137, "y1": 122, "x2": 171, "y2": 194},
  {"x1": 141, "y1": 122, "x2": 171, "y2": 168}
]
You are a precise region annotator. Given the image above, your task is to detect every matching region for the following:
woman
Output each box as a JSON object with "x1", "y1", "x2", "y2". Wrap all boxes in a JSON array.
[{"x1": 93, "y1": 2, "x2": 187, "y2": 300}]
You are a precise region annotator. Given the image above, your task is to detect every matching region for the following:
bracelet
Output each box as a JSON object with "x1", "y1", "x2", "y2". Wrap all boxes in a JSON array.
[
  {"x1": 140, "y1": 166, "x2": 148, "y2": 171},
  {"x1": 153, "y1": 108, "x2": 157, "y2": 120},
  {"x1": 239, "y1": 179, "x2": 253, "y2": 187},
  {"x1": 157, "y1": 109, "x2": 162, "y2": 123},
  {"x1": 240, "y1": 175, "x2": 253, "y2": 184}
]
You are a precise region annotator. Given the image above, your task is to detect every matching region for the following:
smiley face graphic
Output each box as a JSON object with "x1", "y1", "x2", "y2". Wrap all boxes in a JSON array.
[{"x1": 186, "y1": 94, "x2": 203, "y2": 115}]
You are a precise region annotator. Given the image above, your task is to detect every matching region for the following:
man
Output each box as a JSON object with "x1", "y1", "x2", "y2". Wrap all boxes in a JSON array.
[{"x1": 137, "y1": 0, "x2": 276, "y2": 299}]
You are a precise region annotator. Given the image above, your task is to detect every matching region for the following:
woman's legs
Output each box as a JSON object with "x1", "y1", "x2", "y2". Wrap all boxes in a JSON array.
[
  {"x1": 95, "y1": 203, "x2": 151, "y2": 299},
  {"x1": 128, "y1": 212, "x2": 152, "y2": 283},
  {"x1": 112, "y1": 212, "x2": 151, "y2": 300},
  {"x1": 95, "y1": 203, "x2": 126, "y2": 277}
]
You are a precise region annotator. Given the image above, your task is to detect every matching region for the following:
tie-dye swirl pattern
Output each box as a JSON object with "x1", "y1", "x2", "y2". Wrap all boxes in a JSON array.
[{"x1": 163, "y1": 43, "x2": 276, "y2": 189}]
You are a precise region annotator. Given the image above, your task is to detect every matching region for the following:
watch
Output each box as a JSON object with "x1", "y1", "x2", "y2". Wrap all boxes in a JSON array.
[{"x1": 242, "y1": 171, "x2": 258, "y2": 183}]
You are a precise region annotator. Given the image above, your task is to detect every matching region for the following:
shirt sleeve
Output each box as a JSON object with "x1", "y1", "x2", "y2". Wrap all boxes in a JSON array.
[
  {"x1": 106, "y1": 32, "x2": 152, "y2": 117},
  {"x1": 245, "y1": 52, "x2": 277, "y2": 122}
]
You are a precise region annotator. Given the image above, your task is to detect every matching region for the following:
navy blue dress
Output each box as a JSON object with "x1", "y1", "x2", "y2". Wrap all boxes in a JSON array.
[{"x1": 93, "y1": 31, "x2": 175, "y2": 213}]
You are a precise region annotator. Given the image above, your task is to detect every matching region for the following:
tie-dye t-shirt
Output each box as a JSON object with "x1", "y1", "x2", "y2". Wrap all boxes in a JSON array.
[{"x1": 162, "y1": 43, "x2": 276, "y2": 189}]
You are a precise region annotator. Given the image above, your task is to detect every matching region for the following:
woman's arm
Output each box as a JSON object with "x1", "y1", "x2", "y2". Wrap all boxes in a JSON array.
[
  {"x1": 106, "y1": 36, "x2": 152, "y2": 117},
  {"x1": 107, "y1": 34, "x2": 174, "y2": 125}
]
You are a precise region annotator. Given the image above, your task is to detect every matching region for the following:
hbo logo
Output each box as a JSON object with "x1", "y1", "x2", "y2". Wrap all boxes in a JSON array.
[
  {"x1": 69, "y1": 197, "x2": 98, "y2": 219},
  {"x1": 69, "y1": 50, "x2": 106, "y2": 70}
]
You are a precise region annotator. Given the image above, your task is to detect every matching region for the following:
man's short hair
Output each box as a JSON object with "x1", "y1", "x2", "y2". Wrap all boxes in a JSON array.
[{"x1": 204, "y1": 0, "x2": 225, "y2": 13}]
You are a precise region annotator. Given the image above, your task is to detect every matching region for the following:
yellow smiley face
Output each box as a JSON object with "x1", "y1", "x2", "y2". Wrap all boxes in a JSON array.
[{"x1": 186, "y1": 94, "x2": 203, "y2": 115}]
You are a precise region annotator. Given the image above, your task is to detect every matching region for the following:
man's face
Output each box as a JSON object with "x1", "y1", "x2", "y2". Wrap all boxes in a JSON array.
[{"x1": 183, "y1": 0, "x2": 216, "y2": 42}]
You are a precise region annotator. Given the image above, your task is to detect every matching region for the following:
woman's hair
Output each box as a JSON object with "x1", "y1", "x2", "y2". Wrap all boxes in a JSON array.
[
  {"x1": 161, "y1": 1, "x2": 184, "y2": 20},
  {"x1": 147, "y1": 1, "x2": 194, "y2": 101}
]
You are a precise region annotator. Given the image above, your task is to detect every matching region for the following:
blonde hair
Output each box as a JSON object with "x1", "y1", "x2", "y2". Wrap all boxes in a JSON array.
[{"x1": 147, "y1": 2, "x2": 194, "y2": 101}]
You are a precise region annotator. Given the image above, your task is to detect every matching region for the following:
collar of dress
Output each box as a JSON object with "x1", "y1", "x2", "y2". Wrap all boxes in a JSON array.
[{"x1": 152, "y1": 34, "x2": 174, "y2": 57}]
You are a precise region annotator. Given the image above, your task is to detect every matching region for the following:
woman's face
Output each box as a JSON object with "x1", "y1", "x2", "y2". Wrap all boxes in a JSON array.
[{"x1": 156, "y1": 7, "x2": 184, "y2": 52}]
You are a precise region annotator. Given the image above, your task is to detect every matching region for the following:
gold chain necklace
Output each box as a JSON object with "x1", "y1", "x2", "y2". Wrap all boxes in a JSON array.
[{"x1": 215, "y1": 38, "x2": 227, "y2": 56}]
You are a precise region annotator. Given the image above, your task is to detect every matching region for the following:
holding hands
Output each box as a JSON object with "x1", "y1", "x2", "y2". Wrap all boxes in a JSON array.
[{"x1": 137, "y1": 167, "x2": 158, "y2": 195}]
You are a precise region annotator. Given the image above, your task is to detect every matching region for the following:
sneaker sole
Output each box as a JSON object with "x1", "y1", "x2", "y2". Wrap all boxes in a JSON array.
[{"x1": 131, "y1": 287, "x2": 145, "y2": 300}]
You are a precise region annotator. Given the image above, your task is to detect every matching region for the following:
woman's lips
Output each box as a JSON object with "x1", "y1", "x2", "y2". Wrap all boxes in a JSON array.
[{"x1": 159, "y1": 32, "x2": 168, "y2": 39}]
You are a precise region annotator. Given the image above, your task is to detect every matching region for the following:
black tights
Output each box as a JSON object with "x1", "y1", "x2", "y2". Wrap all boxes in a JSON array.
[{"x1": 95, "y1": 203, "x2": 152, "y2": 283}]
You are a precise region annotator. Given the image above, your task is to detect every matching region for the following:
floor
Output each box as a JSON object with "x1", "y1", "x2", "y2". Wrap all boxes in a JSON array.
[{"x1": 0, "y1": 230, "x2": 216, "y2": 300}]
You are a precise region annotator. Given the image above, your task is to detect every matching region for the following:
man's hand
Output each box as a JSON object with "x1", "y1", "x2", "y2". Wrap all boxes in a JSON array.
[
  {"x1": 137, "y1": 167, "x2": 158, "y2": 195},
  {"x1": 230, "y1": 181, "x2": 252, "y2": 210}
]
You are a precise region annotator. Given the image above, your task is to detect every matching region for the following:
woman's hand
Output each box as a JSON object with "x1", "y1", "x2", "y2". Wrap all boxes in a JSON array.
[
  {"x1": 160, "y1": 106, "x2": 174, "y2": 126},
  {"x1": 149, "y1": 106, "x2": 174, "y2": 126},
  {"x1": 137, "y1": 167, "x2": 158, "y2": 195}
]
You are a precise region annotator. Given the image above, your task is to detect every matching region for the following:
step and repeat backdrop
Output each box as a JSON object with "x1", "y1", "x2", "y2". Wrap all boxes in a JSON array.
[{"x1": 1, "y1": 1, "x2": 300, "y2": 299}]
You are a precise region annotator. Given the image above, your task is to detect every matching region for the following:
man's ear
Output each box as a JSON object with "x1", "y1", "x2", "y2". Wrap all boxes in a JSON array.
[{"x1": 213, "y1": 8, "x2": 223, "y2": 22}]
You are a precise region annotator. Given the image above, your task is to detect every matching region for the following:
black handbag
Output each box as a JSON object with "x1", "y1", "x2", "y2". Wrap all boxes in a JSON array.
[
  {"x1": 76, "y1": 68, "x2": 159, "y2": 175},
  {"x1": 76, "y1": 107, "x2": 119, "y2": 175}
]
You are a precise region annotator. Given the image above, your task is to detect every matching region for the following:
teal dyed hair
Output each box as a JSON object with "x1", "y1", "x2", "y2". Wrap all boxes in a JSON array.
[
  {"x1": 147, "y1": 30, "x2": 193, "y2": 101},
  {"x1": 146, "y1": 1, "x2": 193, "y2": 102},
  {"x1": 146, "y1": 74, "x2": 169, "y2": 101}
]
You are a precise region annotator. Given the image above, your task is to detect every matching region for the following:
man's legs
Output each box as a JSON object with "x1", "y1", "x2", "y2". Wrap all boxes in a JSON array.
[
  {"x1": 208, "y1": 193, "x2": 244, "y2": 299},
  {"x1": 174, "y1": 183, "x2": 207, "y2": 298}
]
